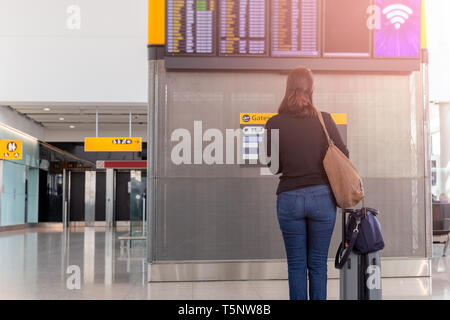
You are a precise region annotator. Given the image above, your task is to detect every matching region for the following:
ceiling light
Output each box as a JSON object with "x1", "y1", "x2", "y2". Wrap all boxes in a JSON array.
[
  {"x1": 69, "y1": 125, "x2": 75, "y2": 129},
  {"x1": 43, "y1": 107, "x2": 51, "y2": 111},
  {"x1": 59, "y1": 117, "x2": 65, "y2": 121}
]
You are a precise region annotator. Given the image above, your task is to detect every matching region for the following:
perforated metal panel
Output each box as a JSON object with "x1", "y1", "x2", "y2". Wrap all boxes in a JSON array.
[{"x1": 151, "y1": 60, "x2": 427, "y2": 261}]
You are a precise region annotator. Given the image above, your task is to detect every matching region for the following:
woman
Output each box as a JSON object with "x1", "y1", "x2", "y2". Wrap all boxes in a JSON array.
[{"x1": 266, "y1": 67, "x2": 349, "y2": 300}]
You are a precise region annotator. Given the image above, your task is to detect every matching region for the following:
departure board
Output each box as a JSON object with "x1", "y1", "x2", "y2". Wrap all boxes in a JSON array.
[
  {"x1": 271, "y1": 0, "x2": 319, "y2": 56},
  {"x1": 166, "y1": 0, "x2": 216, "y2": 55},
  {"x1": 219, "y1": 0, "x2": 267, "y2": 55},
  {"x1": 164, "y1": 0, "x2": 422, "y2": 72}
]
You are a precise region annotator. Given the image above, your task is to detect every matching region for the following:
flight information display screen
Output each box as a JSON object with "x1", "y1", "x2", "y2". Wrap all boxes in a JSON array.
[
  {"x1": 323, "y1": 0, "x2": 371, "y2": 57},
  {"x1": 166, "y1": 0, "x2": 216, "y2": 55},
  {"x1": 164, "y1": 0, "x2": 422, "y2": 71},
  {"x1": 374, "y1": 0, "x2": 421, "y2": 57},
  {"x1": 219, "y1": 0, "x2": 267, "y2": 55},
  {"x1": 271, "y1": 0, "x2": 319, "y2": 57}
]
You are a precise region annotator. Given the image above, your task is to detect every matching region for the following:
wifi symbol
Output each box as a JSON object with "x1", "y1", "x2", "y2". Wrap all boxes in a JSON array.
[{"x1": 382, "y1": 4, "x2": 413, "y2": 29}]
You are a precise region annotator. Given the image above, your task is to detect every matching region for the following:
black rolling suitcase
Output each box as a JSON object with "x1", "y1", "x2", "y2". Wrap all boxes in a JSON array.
[{"x1": 336, "y1": 208, "x2": 384, "y2": 300}]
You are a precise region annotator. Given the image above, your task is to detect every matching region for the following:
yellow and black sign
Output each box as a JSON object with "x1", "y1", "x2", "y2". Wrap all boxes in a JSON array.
[
  {"x1": 240, "y1": 113, "x2": 347, "y2": 125},
  {"x1": 84, "y1": 137, "x2": 142, "y2": 152},
  {"x1": 240, "y1": 113, "x2": 278, "y2": 125},
  {"x1": 0, "y1": 140, "x2": 22, "y2": 160}
]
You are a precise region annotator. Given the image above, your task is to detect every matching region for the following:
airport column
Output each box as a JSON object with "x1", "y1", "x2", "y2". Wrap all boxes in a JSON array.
[
  {"x1": 421, "y1": 1, "x2": 433, "y2": 257},
  {"x1": 147, "y1": 0, "x2": 165, "y2": 268},
  {"x1": 105, "y1": 169, "x2": 115, "y2": 228}
]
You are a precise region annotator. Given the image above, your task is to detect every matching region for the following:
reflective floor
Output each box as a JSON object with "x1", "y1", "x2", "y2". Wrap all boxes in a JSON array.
[{"x1": 0, "y1": 227, "x2": 447, "y2": 300}]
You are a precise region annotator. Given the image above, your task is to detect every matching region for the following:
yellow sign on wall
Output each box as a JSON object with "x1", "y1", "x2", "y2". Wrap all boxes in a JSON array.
[
  {"x1": 240, "y1": 113, "x2": 347, "y2": 125},
  {"x1": 84, "y1": 137, "x2": 142, "y2": 152},
  {"x1": 240, "y1": 113, "x2": 278, "y2": 125},
  {"x1": 330, "y1": 113, "x2": 347, "y2": 125},
  {"x1": 0, "y1": 140, "x2": 22, "y2": 160}
]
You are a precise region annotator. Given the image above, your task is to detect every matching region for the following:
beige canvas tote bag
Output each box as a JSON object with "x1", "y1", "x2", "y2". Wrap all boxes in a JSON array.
[{"x1": 316, "y1": 110, "x2": 364, "y2": 208}]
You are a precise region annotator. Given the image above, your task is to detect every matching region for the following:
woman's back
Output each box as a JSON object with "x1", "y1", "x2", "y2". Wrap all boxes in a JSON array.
[
  {"x1": 266, "y1": 112, "x2": 348, "y2": 194},
  {"x1": 271, "y1": 66, "x2": 345, "y2": 300}
]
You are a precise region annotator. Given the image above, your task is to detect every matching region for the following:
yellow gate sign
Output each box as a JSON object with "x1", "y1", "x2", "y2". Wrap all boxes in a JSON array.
[
  {"x1": 240, "y1": 113, "x2": 278, "y2": 125},
  {"x1": 0, "y1": 140, "x2": 22, "y2": 160},
  {"x1": 240, "y1": 113, "x2": 347, "y2": 125},
  {"x1": 84, "y1": 137, "x2": 142, "y2": 152}
]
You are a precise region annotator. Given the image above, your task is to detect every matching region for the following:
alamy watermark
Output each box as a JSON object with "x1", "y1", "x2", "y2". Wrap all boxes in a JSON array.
[
  {"x1": 366, "y1": 265, "x2": 382, "y2": 290},
  {"x1": 170, "y1": 121, "x2": 279, "y2": 174},
  {"x1": 66, "y1": 265, "x2": 81, "y2": 290}
]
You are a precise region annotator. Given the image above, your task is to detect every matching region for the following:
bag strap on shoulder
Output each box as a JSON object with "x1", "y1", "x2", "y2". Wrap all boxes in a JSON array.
[{"x1": 314, "y1": 108, "x2": 333, "y2": 147}]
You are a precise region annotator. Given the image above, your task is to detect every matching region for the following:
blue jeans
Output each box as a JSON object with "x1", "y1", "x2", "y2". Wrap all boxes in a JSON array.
[{"x1": 277, "y1": 185, "x2": 337, "y2": 300}]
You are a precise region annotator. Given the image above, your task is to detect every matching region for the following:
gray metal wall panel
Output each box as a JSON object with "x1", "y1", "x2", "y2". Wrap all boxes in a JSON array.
[
  {"x1": 152, "y1": 61, "x2": 427, "y2": 261},
  {"x1": 155, "y1": 178, "x2": 282, "y2": 261}
]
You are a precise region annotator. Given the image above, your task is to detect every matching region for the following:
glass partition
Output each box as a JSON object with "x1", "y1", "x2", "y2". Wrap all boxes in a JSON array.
[
  {"x1": 430, "y1": 102, "x2": 450, "y2": 256},
  {"x1": 130, "y1": 170, "x2": 147, "y2": 238}
]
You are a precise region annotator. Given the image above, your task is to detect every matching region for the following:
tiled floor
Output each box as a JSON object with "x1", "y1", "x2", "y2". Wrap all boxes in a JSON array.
[{"x1": 0, "y1": 227, "x2": 445, "y2": 300}]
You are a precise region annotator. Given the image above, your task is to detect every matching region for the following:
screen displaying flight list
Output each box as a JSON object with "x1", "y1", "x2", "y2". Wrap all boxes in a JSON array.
[
  {"x1": 165, "y1": 0, "x2": 422, "y2": 70},
  {"x1": 166, "y1": 0, "x2": 216, "y2": 55},
  {"x1": 220, "y1": 0, "x2": 267, "y2": 55},
  {"x1": 271, "y1": 0, "x2": 319, "y2": 56}
]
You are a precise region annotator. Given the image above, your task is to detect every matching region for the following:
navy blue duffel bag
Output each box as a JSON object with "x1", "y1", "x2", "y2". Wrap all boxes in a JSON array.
[{"x1": 335, "y1": 207, "x2": 385, "y2": 269}]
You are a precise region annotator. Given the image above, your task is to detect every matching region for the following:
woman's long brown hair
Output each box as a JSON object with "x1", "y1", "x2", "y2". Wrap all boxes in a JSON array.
[{"x1": 278, "y1": 67, "x2": 317, "y2": 118}]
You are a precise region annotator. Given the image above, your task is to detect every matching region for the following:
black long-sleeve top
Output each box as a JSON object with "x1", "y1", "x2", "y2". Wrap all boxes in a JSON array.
[{"x1": 265, "y1": 112, "x2": 349, "y2": 195}]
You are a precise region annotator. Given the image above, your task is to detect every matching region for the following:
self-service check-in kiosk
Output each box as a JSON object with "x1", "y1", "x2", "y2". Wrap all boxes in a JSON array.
[{"x1": 240, "y1": 113, "x2": 348, "y2": 167}]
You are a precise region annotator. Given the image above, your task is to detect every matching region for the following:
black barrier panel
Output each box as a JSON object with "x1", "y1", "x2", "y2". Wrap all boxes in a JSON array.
[
  {"x1": 69, "y1": 172, "x2": 85, "y2": 222},
  {"x1": 115, "y1": 171, "x2": 130, "y2": 221},
  {"x1": 95, "y1": 172, "x2": 106, "y2": 221}
]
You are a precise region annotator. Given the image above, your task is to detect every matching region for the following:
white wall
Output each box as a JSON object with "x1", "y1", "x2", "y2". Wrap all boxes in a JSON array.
[
  {"x1": 0, "y1": 0, "x2": 148, "y2": 104},
  {"x1": 427, "y1": 0, "x2": 450, "y2": 102}
]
